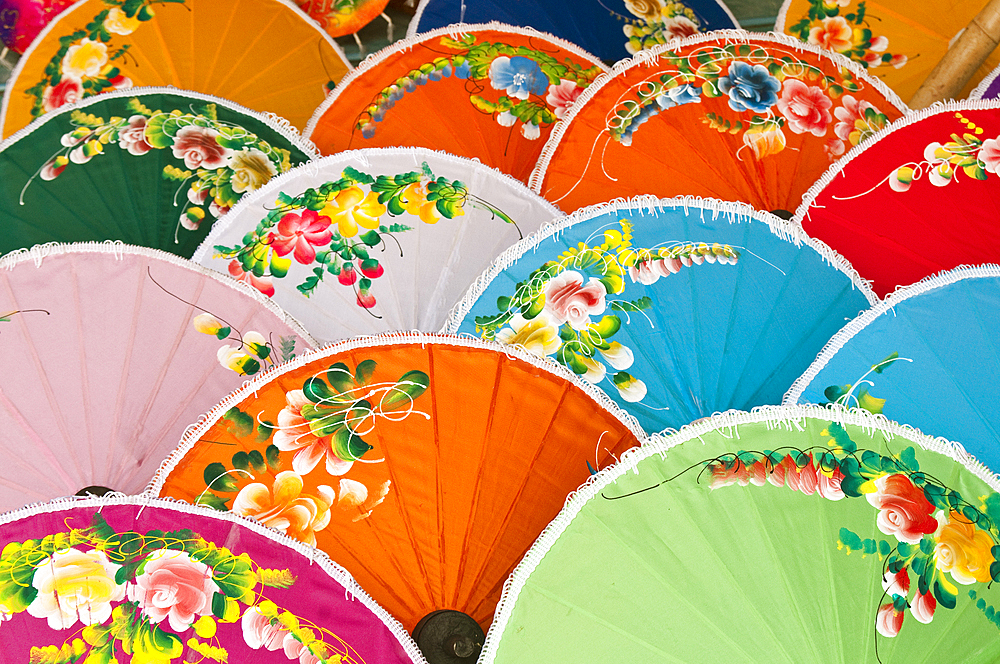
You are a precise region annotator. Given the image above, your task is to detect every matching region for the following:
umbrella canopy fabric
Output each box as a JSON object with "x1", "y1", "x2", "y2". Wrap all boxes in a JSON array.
[
  {"x1": 0, "y1": 241, "x2": 315, "y2": 511},
  {"x1": 785, "y1": 265, "x2": 1000, "y2": 474},
  {"x1": 192, "y1": 147, "x2": 561, "y2": 343},
  {"x1": 296, "y1": 0, "x2": 391, "y2": 38},
  {"x1": 530, "y1": 31, "x2": 907, "y2": 214},
  {"x1": 444, "y1": 196, "x2": 876, "y2": 434},
  {"x1": 303, "y1": 23, "x2": 609, "y2": 183},
  {"x1": 146, "y1": 333, "x2": 644, "y2": 632},
  {"x1": 0, "y1": 0, "x2": 351, "y2": 137},
  {"x1": 776, "y1": 0, "x2": 1000, "y2": 103},
  {"x1": 0, "y1": 88, "x2": 319, "y2": 258},
  {"x1": 406, "y1": 0, "x2": 740, "y2": 64},
  {"x1": 483, "y1": 405, "x2": 1000, "y2": 663},
  {"x1": 794, "y1": 100, "x2": 1000, "y2": 298},
  {"x1": 971, "y1": 65, "x2": 1000, "y2": 100},
  {"x1": 0, "y1": 495, "x2": 425, "y2": 664},
  {"x1": 0, "y1": 0, "x2": 75, "y2": 54}
]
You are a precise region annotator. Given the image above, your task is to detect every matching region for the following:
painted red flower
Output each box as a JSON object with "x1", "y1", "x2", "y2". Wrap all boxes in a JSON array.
[
  {"x1": 42, "y1": 76, "x2": 83, "y2": 112},
  {"x1": 876, "y1": 602, "x2": 903, "y2": 637},
  {"x1": 338, "y1": 263, "x2": 358, "y2": 286},
  {"x1": 268, "y1": 210, "x2": 333, "y2": 264},
  {"x1": 545, "y1": 79, "x2": 584, "y2": 120},
  {"x1": 118, "y1": 115, "x2": 153, "y2": 156},
  {"x1": 171, "y1": 125, "x2": 231, "y2": 169},
  {"x1": 865, "y1": 474, "x2": 937, "y2": 544},
  {"x1": 542, "y1": 270, "x2": 607, "y2": 330},
  {"x1": 357, "y1": 291, "x2": 376, "y2": 308},
  {"x1": 777, "y1": 79, "x2": 832, "y2": 137},
  {"x1": 228, "y1": 260, "x2": 275, "y2": 297},
  {"x1": 910, "y1": 589, "x2": 936, "y2": 624}
]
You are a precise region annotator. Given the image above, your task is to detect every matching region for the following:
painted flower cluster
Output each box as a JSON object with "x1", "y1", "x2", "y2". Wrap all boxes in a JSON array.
[
  {"x1": 785, "y1": 0, "x2": 907, "y2": 74},
  {"x1": 355, "y1": 34, "x2": 603, "y2": 143},
  {"x1": 473, "y1": 220, "x2": 738, "y2": 404},
  {"x1": 212, "y1": 163, "x2": 516, "y2": 311},
  {"x1": 886, "y1": 114, "x2": 998, "y2": 192},
  {"x1": 705, "y1": 424, "x2": 1000, "y2": 639},
  {"x1": 195, "y1": 359, "x2": 429, "y2": 543},
  {"x1": 24, "y1": 0, "x2": 187, "y2": 120},
  {"x1": 192, "y1": 312, "x2": 298, "y2": 377},
  {"x1": 0, "y1": 512, "x2": 362, "y2": 663},
  {"x1": 31, "y1": 97, "x2": 294, "y2": 241},
  {"x1": 609, "y1": 42, "x2": 891, "y2": 162},
  {"x1": 621, "y1": 0, "x2": 702, "y2": 55}
]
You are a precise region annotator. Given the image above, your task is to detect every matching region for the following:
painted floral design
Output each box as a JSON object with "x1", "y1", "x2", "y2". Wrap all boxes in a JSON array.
[
  {"x1": 211, "y1": 162, "x2": 517, "y2": 312},
  {"x1": 194, "y1": 359, "x2": 428, "y2": 534},
  {"x1": 821, "y1": 351, "x2": 908, "y2": 415},
  {"x1": 0, "y1": 512, "x2": 366, "y2": 663},
  {"x1": 473, "y1": 220, "x2": 738, "y2": 404},
  {"x1": 24, "y1": 0, "x2": 188, "y2": 120},
  {"x1": 621, "y1": 0, "x2": 702, "y2": 55},
  {"x1": 786, "y1": 0, "x2": 907, "y2": 73},
  {"x1": 355, "y1": 34, "x2": 602, "y2": 143},
  {"x1": 27, "y1": 97, "x2": 296, "y2": 242}
]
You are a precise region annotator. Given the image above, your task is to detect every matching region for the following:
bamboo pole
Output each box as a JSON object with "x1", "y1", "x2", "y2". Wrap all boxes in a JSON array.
[{"x1": 909, "y1": 0, "x2": 1000, "y2": 108}]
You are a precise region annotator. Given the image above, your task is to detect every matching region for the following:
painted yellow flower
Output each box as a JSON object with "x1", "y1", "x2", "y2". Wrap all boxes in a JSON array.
[
  {"x1": 192, "y1": 313, "x2": 226, "y2": 336},
  {"x1": 401, "y1": 182, "x2": 462, "y2": 224},
  {"x1": 61, "y1": 38, "x2": 108, "y2": 79},
  {"x1": 27, "y1": 548, "x2": 124, "y2": 630},
  {"x1": 320, "y1": 186, "x2": 385, "y2": 238},
  {"x1": 495, "y1": 314, "x2": 561, "y2": 356},
  {"x1": 934, "y1": 511, "x2": 995, "y2": 584},
  {"x1": 228, "y1": 149, "x2": 277, "y2": 193},
  {"x1": 104, "y1": 7, "x2": 141, "y2": 35}
]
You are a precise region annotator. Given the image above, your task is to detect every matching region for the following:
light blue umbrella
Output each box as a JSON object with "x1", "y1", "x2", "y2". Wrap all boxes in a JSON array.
[{"x1": 443, "y1": 196, "x2": 875, "y2": 434}]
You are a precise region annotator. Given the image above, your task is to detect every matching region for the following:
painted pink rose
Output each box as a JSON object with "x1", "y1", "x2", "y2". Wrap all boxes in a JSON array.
[
  {"x1": 543, "y1": 270, "x2": 606, "y2": 330},
  {"x1": 42, "y1": 76, "x2": 83, "y2": 112},
  {"x1": 808, "y1": 16, "x2": 853, "y2": 52},
  {"x1": 268, "y1": 210, "x2": 333, "y2": 265},
  {"x1": 865, "y1": 474, "x2": 938, "y2": 544},
  {"x1": 273, "y1": 389, "x2": 355, "y2": 476},
  {"x1": 834, "y1": 95, "x2": 876, "y2": 141},
  {"x1": 545, "y1": 79, "x2": 583, "y2": 119},
  {"x1": 777, "y1": 79, "x2": 832, "y2": 137},
  {"x1": 170, "y1": 125, "x2": 231, "y2": 169},
  {"x1": 876, "y1": 602, "x2": 903, "y2": 637},
  {"x1": 659, "y1": 15, "x2": 699, "y2": 40},
  {"x1": 881, "y1": 568, "x2": 909, "y2": 598},
  {"x1": 980, "y1": 137, "x2": 1000, "y2": 174},
  {"x1": 242, "y1": 605, "x2": 288, "y2": 650},
  {"x1": 127, "y1": 549, "x2": 219, "y2": 632},
  {"x1": 229, "y1": 260, "x2": 275, "y2": 297},
  {"x1": 118, "y1": 115, "x2": 153, "y2": 156}
]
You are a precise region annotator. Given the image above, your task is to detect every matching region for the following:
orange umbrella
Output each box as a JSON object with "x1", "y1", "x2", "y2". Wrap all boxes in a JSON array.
[
  {"x1": 0, "y1": 0, "x2": 352, "y2": 137},
  {"x1": 304, "y1": 23, "x2": 609, "y2": 183},
  {"x1": 530, "y1": 31, "x2": 907, "y2": 214},
  {"x1": 297, "y1": 0, "x2": 391, "y2": 38},
  {"x1": 146, "y1": 333, "x2": 643, "y2": 633}
]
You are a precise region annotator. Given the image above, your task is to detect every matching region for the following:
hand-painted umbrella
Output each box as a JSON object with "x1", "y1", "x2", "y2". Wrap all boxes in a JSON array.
[
  {"x1": 0, "y1": 88, "x2": 318, "y2": 258},
  {"x1": 794, "y1": 100, "x2": 1000, "y2": 298},
  {"x1": 0, "y1": 0, "x2": 74, "y2": 54},
  {"x1": 443, "y1": 196, "x2": 875, "y2": 434},
  {"x1": 0, "y1": 242, "x2": 315, "y2": 511},
  {"x1": 296, "y1": 0, "x2": 391, "y2": 38},
  {"x1": 192, "y1": 147, "x2": 561, "y2": 343},
  {"x1": 303, "y1": 22, "x2": 609, "y2": 183},
  {"x1": 776, "y1": 0, "x2": 1000, "y2": 103},
  {"x1": 530, "y1": 31, "x2": 907, "y2": 214},
  {"x1": 482, "y1": 405, "x2": 1000, "y2": 663},
  {"x1": 146, "y1": 333, "x2": 643, "y2": 634},
  {"x1": 407, "y1": 0, "x2": 740, "y2": 64},
  {"x1": 0, "y1": 495, "x2": 425, "y2": 664},
  {"x1": 785, "y1": 265, "x2": 1000, "y2": 473},
  {"x1": 0, "y1": 0, "x2": 351, "y2": 137}
]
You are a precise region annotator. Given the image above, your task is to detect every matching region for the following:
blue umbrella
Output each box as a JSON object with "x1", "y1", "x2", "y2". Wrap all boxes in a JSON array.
[
  {"x1": 785, "y1": 265, "x2": 1000, "y2": 472},
  {"x1": 443, "y1": 196, "x2": 875, "y2": 434},
  {"x1": 407, "y1": 0, "x2": 739, "y2": 64}
]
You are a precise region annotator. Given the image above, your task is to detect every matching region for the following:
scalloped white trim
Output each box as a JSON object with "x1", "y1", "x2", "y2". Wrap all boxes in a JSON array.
[
  {"x1": 0, "y1": 240, "x2": 319, "y2": 347},
  {"x1": 303, "y1": 21, "x2": 610, "y2": 139},
  {"x1": 0, "y1": 84, "x2": 321, "y2": 159},
  {"x1": 191, "y1": 145, "x2": 563, "y2": 263},
  {"x1": 971, "y1": 63, "x2": 1000, "y2": 100},
  {"x1": 0, "y1": 493, "x2": 427, "y2": 664},
  {"x1": 528, "y1": 29, "x2": 910, "y2": 193},
  {"x1": 773, "y1": 0, "x2": 792, "y2": 33},
  {"x1": 783, "y1": 262, "x2": 1000, "y2": 406},
  {"x1": 479, "y1": 402, "x2": 1000, "y2": 663},
  {"x1": 0, "y1": 0, "x2": 350, "y2": 140},
  {"x1": 405, "y1": 0, "x2": 742, "y2": 40},
  {"x1": 792, "y1": 98, "x2": 1000, "y2": 222},
  {"x1": 441, "y1": 193, "x2": 878, "y2": 335},
  {"x1": 144, "y1": 331, "x2": 646, "y2": 496}
]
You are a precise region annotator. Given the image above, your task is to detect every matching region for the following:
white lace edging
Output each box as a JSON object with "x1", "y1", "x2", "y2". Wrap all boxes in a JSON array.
[
  {"x1": 303, "y1": 21, "x2": 610, "y2": 139},
  {"x1": 792, "y1": 98, "x2": 1000, "y2": 222},
  {"x1": 528, "y1": 28, "x2": 909, "y2": 193},
  {"x1": 478, "y1": 402, "x2": 1000, "y2": 663},
  {"x1": 441, "y1": 193, "x2": 877, "y2": 334},
  {"x1": 144, "y1": 331, "x2": 646, "y2": 496},
  {"x1": 970, "y1": 63, "x2": 1000, "y2": 100},
  {"x1": 191, "y1": 145, "x2": 563, "y2": 263},
  {"x1": 0, "y1": 84, "x2": 321, "y2": 159},
  {"x1": 0, "y1": 240, "x2": 319, "y2": 348},
  {"x1": 0, "y1": 493, "x2": 426, "y2": 664},
  {"x1": 782, "y1": 263, "x2": 1000, "y2": 405},
  {"x1": 773, "y1": 0, "x2": 793, "y2": 33}
]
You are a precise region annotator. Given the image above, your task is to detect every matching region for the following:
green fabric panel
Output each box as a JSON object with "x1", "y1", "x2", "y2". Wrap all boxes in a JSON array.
[
  {"x1": 494, "y1": 414, "x2": 1000, "y2": 663},
  {"x1": 0, "y1": 91, "x2": 313, "y2": 258}
]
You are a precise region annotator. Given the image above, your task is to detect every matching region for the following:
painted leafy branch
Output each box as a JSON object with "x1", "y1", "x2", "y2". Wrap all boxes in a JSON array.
[{"x1": 786, "y1": 0, "x2": 906, "y2": 73}]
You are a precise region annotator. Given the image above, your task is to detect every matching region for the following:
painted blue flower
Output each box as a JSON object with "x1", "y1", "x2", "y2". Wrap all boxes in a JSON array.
[
  {"x1": 717, "y1": 61, "x2": 780, "y2": 113},
  {"x1": 655, "y1": 83, "x2": 702, "y2": 110},
  {"x1": 489, "y1": 56, "x2": 548, "y2": 100}
]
